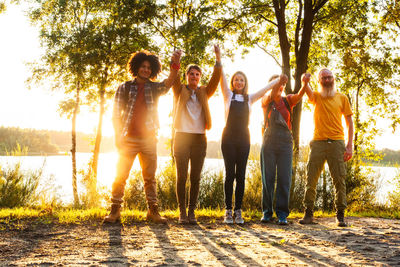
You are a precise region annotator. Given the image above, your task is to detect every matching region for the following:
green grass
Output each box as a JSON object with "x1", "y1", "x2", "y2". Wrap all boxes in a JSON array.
[{"x1": 0, "y1": 207, "x2": 398, "y2": 227}]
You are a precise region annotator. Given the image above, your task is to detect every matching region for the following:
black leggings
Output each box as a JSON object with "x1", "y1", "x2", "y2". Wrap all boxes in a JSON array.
[{"x1": 221, "y1": 140, "x2": 250, "y2": 210}]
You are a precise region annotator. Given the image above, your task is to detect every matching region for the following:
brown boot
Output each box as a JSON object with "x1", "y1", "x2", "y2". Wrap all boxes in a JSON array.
[
  {"x1": 103, "y1": 204, "x2": 121, "y2": 223},
  {"x1": 188, "y1": 209, "x2": 197, "y2": 224},
  {"x1": 299, "y1": 208, "x2": 314, "y2": 224},
  {"x1": 147, "y1": 204, "x2": 167, "y2": 224}
]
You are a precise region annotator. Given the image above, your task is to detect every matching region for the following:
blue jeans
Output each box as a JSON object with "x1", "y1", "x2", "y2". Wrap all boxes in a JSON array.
[{"x1": 261, "y1": 128, "x2": 293, "y2": 220}]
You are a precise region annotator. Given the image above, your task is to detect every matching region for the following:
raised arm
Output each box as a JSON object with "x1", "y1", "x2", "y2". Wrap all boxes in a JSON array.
[
  {"x1": 261, "y1": 74, "x2": 288, "y2": 106},
  {"x1": 344, "y1": 115, "x2": 354, "y2": 162},
  {"x1": 304, "y1": 74, "x2": 315, "y2": 102},
  {"x1": 163, "y1": 49, "x2": 182, "y2": 89},
  {"x1": 220, "y1": 64, "x2": 232, "y2": 102},
  {"x1": 290, "y1": 73, "x2": 311, "y2": 105},
  {"x1": 205, "y1": 44, "x2": 222, "y2": 97},
  {"x1": 249, "y1": 77, "x2": 280, "y2": 104}
]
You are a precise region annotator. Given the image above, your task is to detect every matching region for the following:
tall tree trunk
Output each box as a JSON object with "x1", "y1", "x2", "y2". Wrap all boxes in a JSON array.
[
  {"x1": 71, "y1": 82, "x2": 80, "y2": 206},
  {"x1": 289, "y1": 0, "x2": 316, "y2": 206},
  {"x1": 91, "y1": 88, "x2": 105, "y2": 183}
]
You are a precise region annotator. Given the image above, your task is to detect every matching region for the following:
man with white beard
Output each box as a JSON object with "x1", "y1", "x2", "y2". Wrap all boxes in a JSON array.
[{"x1": 300, "y1": 68, "x2": 354, "y2": 227}]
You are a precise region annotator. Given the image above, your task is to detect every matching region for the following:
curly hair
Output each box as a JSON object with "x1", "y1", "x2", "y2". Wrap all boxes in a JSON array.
[{"x1": 127, "y1": 50, "x2": 161, "y2": 79}]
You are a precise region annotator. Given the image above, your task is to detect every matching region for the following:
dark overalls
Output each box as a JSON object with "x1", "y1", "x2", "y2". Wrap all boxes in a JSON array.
[
  {"x1": 221, "y1": 93, "x2": 250, "y2": 211},
  {"x1": 260, "y1": 99, "x2": 293, "y2": 220}
]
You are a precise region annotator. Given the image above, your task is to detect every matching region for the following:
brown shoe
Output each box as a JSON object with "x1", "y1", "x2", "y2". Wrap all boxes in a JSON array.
[
  {"x1": 178, "y1": 208, "x2": 189, "y2": 224},
  {"x1": 147, "y1": 204, "x2": 167, "y2": 224},
  {"x1": 299, "y1": 208, "x2": 314, "y2": 224},
  {"x1": 103, "y1": 204, "x2": 121, "y2": 223},
  {"x1": 188, "y1": 209, "x2": 197, "y2": 224}
]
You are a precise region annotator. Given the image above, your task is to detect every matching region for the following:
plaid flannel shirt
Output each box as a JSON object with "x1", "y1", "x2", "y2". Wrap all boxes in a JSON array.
[{"x1": 112, "y1": 79, "x2": 169, "y2": 138}]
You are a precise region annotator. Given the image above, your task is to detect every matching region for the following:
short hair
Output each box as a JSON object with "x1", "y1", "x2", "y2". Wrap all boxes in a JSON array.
[
  {"x1": 185, "y1": 64, "x2": 202, "y2": 76},
  {"x1": 318, "y1": 68, "x2": 334, "y2": 81},
  {"x1": 128, "y1": 50, "x2": 161, "y2": 79},
  {"x1": 268, "y1": 74, "x2": 280, "y2": 82},
  {"x1": 230, "y1": 71, "x2": 249, "y2": 95}
]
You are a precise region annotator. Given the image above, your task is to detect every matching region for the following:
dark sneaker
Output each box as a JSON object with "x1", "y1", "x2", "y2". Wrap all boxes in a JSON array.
[
  {"x1": 278, "y1": 218, "x2": 288, "y2": 225},
  {"x1": 260, "y1": 215, "x2": 273, "y2": 223},
  {"x1": 336, "y1": 210, "x2": 347, "y2": 227}
]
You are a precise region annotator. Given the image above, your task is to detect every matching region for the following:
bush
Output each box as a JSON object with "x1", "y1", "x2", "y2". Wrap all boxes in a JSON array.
[
  {"x1": 156, "y1": 159, "x2": 178, "y2": 210},
  {"x1": 124, "y1": 169, "x2": 147, "y2": 210},
  {"x1": 0, "y1": 146, "x2": 46, "y2": 209},
  {"x1": 388, "y1": 167, "x2": 400, "y2": 209},
  {"x1": 242, "y1": 153, "x2": 262, "y2": 210},
  {"x1": 78, "y1": 157, "x2": 109, "y2": 209},
  {"x1": 198, "y1": 169, "x2": 224, "y2": 209}
]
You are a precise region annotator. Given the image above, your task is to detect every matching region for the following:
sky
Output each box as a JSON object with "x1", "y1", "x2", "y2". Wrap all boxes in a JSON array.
[{"x1": 0, "y1": 4, "x2": 398, "y2": 150}]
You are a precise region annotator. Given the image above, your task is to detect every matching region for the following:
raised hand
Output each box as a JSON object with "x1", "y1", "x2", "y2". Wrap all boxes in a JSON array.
[
  {"x1": 214, "y1": 44, "x2": 221, "y2": 63},
  {"x1": 302, "y1": 73, "x2": 311, "y2": 84},
  {"x1": 279, "y1": 74, "x2": 288, "y2": 85},
  {"x1": 171, "y1": 49, "x2": 182, "y2": 65}
]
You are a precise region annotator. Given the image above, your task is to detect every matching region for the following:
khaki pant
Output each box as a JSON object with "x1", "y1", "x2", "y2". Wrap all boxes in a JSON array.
[
  {"x1": 304, "y1": 139, "x2": 347, "y2": 211},
  {"x1": 111, "y1": 136, "x2": 157, "y2": 207}
]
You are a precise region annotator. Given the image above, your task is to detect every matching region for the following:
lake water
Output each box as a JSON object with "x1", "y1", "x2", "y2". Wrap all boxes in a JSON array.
[{"x1": 0, "y1": 153, "x2": 398, "y2": 205}]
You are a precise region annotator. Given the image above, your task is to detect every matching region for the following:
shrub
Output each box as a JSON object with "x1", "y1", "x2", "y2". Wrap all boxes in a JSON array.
[
  {"x1": 242, "y1": 152, "x2": 262, "y2": 210},
  {"x1": 124, "y1": 169, "x2": 147, "y2": 210},
  {"x1": 388, "y1": 167, "x2": 400, "y2": 209},
  {"x1": 198, "y1": 169, "x2": 224, "y2": 209},
  {"x1": 78, "y1": 156, "x2": 110, "y2": 209},
  {"x1": 156, "y1": 159, "x2": 178, "y2": 210}
]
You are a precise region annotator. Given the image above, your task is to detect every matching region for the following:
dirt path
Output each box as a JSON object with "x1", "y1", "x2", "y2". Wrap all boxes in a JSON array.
[{"x1": 1, "y1": 216, "x2": 399, "y2": 266}]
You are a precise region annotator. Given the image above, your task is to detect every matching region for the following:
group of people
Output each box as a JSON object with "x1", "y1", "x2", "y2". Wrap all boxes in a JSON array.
[{"x1": 104, "y1": 45, "x2": 354, "y2": 228}]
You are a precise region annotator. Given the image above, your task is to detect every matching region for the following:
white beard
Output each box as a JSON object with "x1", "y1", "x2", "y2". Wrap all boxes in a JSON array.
[{"x1": 320, "y1": 86, "x2": 336, "y2": 98}]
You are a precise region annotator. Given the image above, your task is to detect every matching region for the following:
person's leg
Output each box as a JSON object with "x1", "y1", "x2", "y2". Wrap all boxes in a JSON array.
[
  {"x1": 233, "y1": 142, "x2": 250, "y2": 224},
  {"x1": 275, "y1": 141, "x2": 293, "y2": 224},
  {"x1": 137, "y1": 136, "x2": 166, "y2": 223},
  {"x1": 326, "y1": 140, "x2": 347, "y2": 226},
  {"x1": 188, "y1": 134, "x2": 207, "y2": 223},
  {"x1": 261, "y1": 140, "x2": 277, "y2": 222},
  {"x1": 138, "y1": 136, "x2": 158, "y2": 207},
  {"x1": 300, "y1": 140, "x2": 327, "y2": 224},
  {"x1": 173, "y1": 132, "x2": 191, "y2": 223},
  {"x1": 104, "y1": 137, "x2": 138, "y2": 223},
  {"x1": 221, "y1": 141, "x2": 236, "y2": 210},
  {"x1": 234, "y1": 142, "x2": 250, "y2": 210},
  {"x1": 221, "y1": 140, "x2": 236, "y2": 223}
]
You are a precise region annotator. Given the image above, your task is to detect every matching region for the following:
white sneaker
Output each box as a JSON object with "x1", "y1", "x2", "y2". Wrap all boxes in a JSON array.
[
  {"x1": 224, "y1": 209, "x2": 234, "y2": 224},
  {"x1": 234, "y1": 209, "x2": 244, "y2": 224}
]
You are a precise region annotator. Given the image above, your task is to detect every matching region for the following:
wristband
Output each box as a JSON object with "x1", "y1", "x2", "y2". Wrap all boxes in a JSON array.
[{"x1": 171, "y1": 62, "x2": 180, "y2": 70}]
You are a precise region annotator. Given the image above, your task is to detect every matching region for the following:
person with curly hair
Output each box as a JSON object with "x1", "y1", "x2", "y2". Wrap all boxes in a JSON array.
[
  {"x1": 104, "y1": 49, "x2": 182, "y2": 224},
  {"x1": 172, "y1": 45, "x2": 221, "y2": 224}
]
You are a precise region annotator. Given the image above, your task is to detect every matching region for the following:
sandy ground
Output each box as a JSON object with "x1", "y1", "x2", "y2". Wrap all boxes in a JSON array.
[{"x1": 0, "y1": 216, "x2": 399, "y2": 266}]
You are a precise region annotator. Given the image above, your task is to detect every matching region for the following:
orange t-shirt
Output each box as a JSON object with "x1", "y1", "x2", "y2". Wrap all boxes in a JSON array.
[{"x1": 310, "y1": 91, "x2": 353, "y2": 140}]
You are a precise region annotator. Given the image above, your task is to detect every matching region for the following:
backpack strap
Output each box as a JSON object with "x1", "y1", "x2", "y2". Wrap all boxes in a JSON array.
[
  {"x1": 263, "y1": 97, "x2": 292, "y2": 132},
  {"x1": 282, "y1": 96, "x2": 292, "y2": 127}
]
